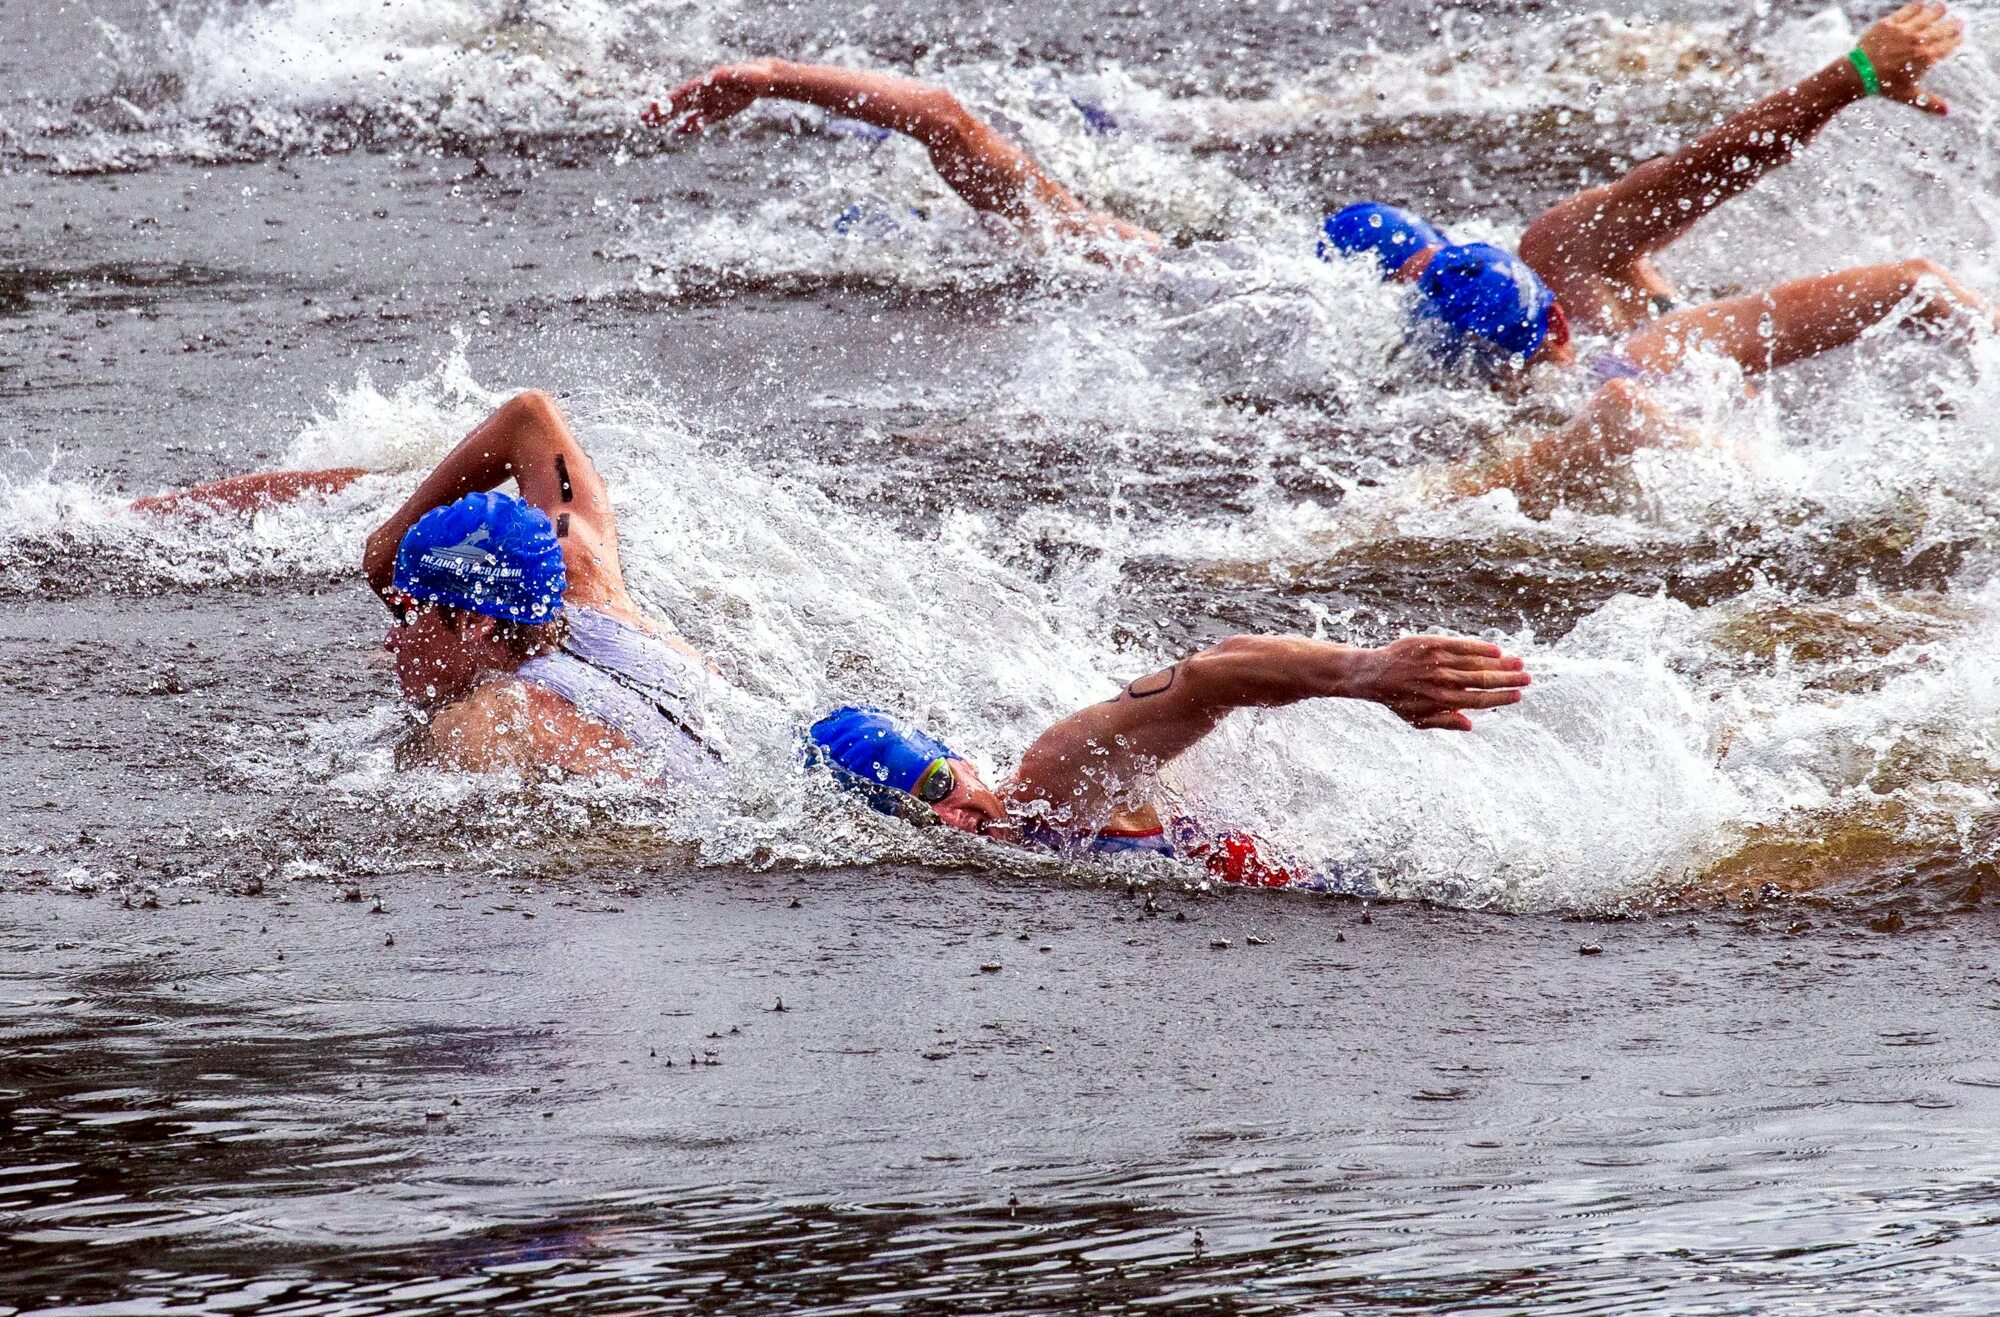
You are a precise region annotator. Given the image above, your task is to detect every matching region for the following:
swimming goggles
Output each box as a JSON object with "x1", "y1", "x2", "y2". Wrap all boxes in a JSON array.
[{"x1": 913, "y1": 757, "x2": 957, "y2": 805}]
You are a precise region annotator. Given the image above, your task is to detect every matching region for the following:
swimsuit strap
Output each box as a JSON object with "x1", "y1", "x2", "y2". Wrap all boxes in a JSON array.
[
  {"x1": 518, "y1": 608, "x2": 724, "y2": 763},
  {"x1": 554, "y1": 641, "x2": 724, "y2": 762}
]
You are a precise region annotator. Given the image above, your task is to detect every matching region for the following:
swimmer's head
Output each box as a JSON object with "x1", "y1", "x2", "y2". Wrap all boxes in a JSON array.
[
  {"x1": 807, "y1": 706, "x2": 1009, "y2": 836},
  {"x1": 394, "y1": 491, "x2": 567, "y2": 624},
  {"x1": 384, "y1": 492, "x2": 568, "y2": 706},
  {"x1": 1318, "y1": 202, "x2": 1447, "y2": 276},
  {"x1": 1412, "y1": 242, "x2": 1559, "y2": 368}
]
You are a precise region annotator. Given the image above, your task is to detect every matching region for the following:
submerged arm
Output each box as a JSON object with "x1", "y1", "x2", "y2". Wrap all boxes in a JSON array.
[
  {"x1": 651, "y1": 59, "x2": 1155, "y2": 241},
  {"x1": 360, "y1": 390, "x2": 632, "y2": 616},
  {"x1": 1009, "y1": 634, "x2": 1530, "y2": 825}
]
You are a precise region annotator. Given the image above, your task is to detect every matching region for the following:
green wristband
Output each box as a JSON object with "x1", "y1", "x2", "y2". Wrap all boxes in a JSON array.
[{"x1": 1848, "y1": 46, "x2": 1882, "y2": 97}]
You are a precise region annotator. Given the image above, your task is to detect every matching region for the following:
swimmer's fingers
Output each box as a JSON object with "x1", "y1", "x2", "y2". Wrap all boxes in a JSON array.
[
  {"x1": 1429, "y1": 686, "x2": 1527, "y2": 711},
  {"x1": 1385, "y1": 684, "x2": 1523, "y2": 732},
  {"x1": 1435, "y1": 667, "x2": 1534, "y2": 692},
  {"x1": 1899, "y1": 90, "x2": 1951, "y2": 120},
  {"x1": 1403, "y1": 639, "x2": 1530, "y2": 684},
  {"x1": 1408, "y1": 680, "x2": 1528, "y2": 712}
]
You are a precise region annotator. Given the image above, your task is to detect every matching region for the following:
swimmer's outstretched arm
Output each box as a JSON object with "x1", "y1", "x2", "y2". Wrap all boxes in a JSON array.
[
  {"x1": 361, "y1": 390, "x2": 637, "y2": 618},
  {"x1": 1621, "y1": 256, "x2": 1996, "y2": 376},
  {"x1": 1520, "y1": 2, "x2": 1962, "y2": 330},
  {"x1": 1008, "y1": 635, "x2": 1530, "y2": 823},
  {"x1": 131, "y1": 467, "x2": 368, "y2": 516},
  {"x1": 650, "y1": 59, "x2": 1156, "y2": 244}
]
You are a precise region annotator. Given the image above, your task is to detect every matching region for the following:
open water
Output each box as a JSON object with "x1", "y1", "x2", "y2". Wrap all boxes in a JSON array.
[{"x1": 7, "y1": 0, "x2": 2000, "y2": 1311}]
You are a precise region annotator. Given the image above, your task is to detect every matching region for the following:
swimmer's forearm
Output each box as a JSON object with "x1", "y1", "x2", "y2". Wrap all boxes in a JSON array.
[
  {"x1": 1185, "y1": 633, "x2": 1530, "y2": 732},
  {"x1": 745, "y1": 62, "x2": 972, "y2": 146},
  {"x1": 1180, "y1": 636, "x2": 1376, "y2": 711},
  {"x1": 1713, "y1": 63, "x2": 1857, "y2": 165},
  {"x1": 1012, "y1": 634, "x2": 1526, "y2": 813},
  {"x1": 1678, "y1": 3, "x2": 1957, "y2": 198},
  {"x1": 1645, "y1": 62, "x2": 1861, "y2": 216}
]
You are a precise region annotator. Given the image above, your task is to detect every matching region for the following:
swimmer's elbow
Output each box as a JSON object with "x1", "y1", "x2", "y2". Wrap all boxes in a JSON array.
[
  {"x1": 908, "y1": 87, "x2": 982, "y2": 147},
  {"x1": 508, "y1": 389, "x2": 564, "y2": 428},
  {"x1": 502, "y1": 389, "x2": 585, "y2": 464}
]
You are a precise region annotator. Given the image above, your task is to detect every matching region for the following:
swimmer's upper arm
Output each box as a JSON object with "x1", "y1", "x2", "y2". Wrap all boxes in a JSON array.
[
  {"x1": 416, "y1": 683, "x2": 533, "y2": 774},
  {"x1": 1010, "y1": 655, "x2": 1237, "y2": 824},
  {"x1": 496, "y1": 392, "x2": 634, "y2": 616}
]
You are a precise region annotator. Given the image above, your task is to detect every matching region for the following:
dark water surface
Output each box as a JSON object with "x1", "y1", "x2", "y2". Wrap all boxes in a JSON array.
[
  {"x1": 10, "y1": 881, "x2": 2000, "y2": 1315},
  {"x1": 8, "y1": 0, "x2": 2000, "y2": 1311}
]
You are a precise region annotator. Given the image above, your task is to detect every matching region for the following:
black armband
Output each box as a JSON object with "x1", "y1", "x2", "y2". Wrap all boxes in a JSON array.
[{"x1": 1123, "y1": 663, "x2": 1179, "y2": 700}]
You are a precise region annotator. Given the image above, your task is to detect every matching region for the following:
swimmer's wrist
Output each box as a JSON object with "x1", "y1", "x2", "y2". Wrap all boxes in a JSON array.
[
  {"x1": 1315, "y1": 642, "x2": 1380, "y2": 704},
  {"x1": 1847, "y1": 46, "x2": 1882, "y2": 98}
]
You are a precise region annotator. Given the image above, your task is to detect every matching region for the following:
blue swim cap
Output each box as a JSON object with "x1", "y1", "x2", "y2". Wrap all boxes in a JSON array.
[
  {"x1": 807, "y1": 705, "x2": 961, "y2": 816},
  {"x1": 1413, "y1": 242, "x2": 1555, "y2": 363},
  {"x1": 1069, "y1": 97, "x2": 1119, "y2": 136},
  {"x1": 393, "y1": 491, "x2": 567, "y2": 624},
  {"x1": 832, "y1": 202, "x2": 924, "y2": 238},
  {"x1": 1318, "y1": 202, "x2": 1447, "y2": 275},
  {"x1": 823, "y1": 117, "x2": 894, "y2": 142}
]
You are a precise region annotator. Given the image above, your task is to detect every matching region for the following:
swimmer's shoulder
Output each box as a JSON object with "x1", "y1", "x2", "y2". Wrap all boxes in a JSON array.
[
  {"x1": 564, "y1": 595, "x2": 713, "y2": 669},
  {"x1": 415, "y1": 676, "x2": 641, "y2": 779}
]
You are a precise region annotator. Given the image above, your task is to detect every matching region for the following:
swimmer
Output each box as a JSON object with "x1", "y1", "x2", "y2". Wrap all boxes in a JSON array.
[
  {"x1": 1328, "y1": 2, "x2": 1986, "y2": 381},
  {"x1": 136, "y1": 395, "x2": 1529, "y2": 854},
  {"x1": 648, "y1": 59, "x2": 1158, "y2": 250},
  {"x1": 658, "y1": 6, "x2": 1985, "y2": 386},
  {"x1": 137, "y1": 391, "x2": 726, "y2": 782},
  {"x1": 808, "y1": 632, "x2": 1530, "y2": 892}
]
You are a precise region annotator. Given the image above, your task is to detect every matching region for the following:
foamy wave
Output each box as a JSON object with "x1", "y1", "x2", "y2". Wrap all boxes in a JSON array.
[
  {"x1": 1074, "y1": 11, "x2": 1758, "y2": 150},
  {"x1": 0, "y1": 354, "x2": 497, "y2": 599},
  {"x1": 17, "y1": 339, "x2": 2000, "y2": 910},
  {"x1": 0, "y1": 457, "x2": 390, "y2": 597},
  {"x1": 10, "y1": 0, "x2": 727, "y2": 169},
  {"x1": 13, "y1": 4, "x2": 1757, "y2": 176}
]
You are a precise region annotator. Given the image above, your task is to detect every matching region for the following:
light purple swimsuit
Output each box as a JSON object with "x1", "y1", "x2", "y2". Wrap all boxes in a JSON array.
[
  {"x1": 1588, "y1": 350, "x2": 1649, "y2": 384},
  {"x1": 516, "y1": 607, "x2": 726, "y2": 785}
]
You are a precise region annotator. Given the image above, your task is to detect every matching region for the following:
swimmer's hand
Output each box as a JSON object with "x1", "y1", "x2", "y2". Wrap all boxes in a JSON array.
[
  {"x1": 649, "y1": 62, "x2": 773, "y2": 134},
  {"x1": 1858, "y1": 1, "x2": 1963, "y2": 116},
  {"x1": 1345, "y1": 635, "x2": 1531, "y2": 732}
]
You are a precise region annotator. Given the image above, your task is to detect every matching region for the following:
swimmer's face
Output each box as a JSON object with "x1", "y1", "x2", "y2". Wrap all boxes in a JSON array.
[
  {"x1": 931, "y1": 759, "x2": 1015, "y2": 840},
  {"x1": 1529, "y1": 301, "x2": 1576, "y2": 370},
  {"x1": 383, "y1": 603, "x2": 505, "y2": 708}
]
